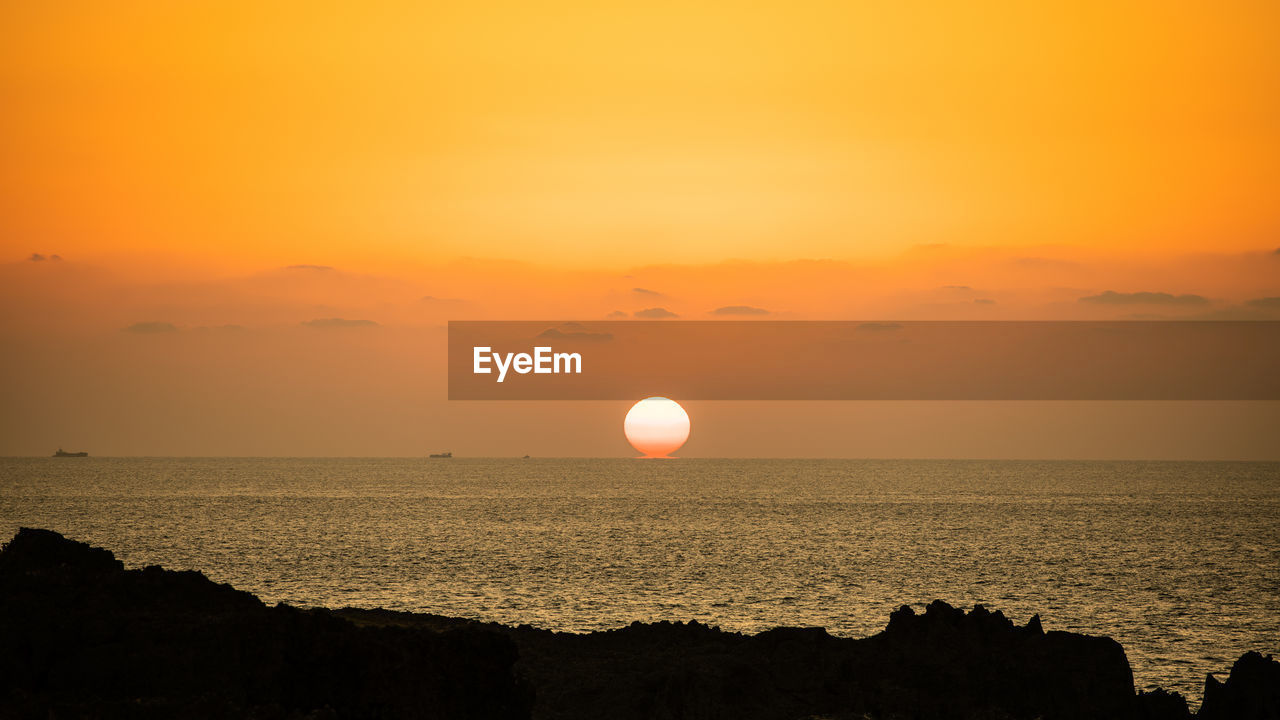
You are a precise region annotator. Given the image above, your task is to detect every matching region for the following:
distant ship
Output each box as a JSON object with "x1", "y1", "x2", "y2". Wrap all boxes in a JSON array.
[
  {"x1": 429, "y1": 452, "x2": 452, "y2": 459},
  {"x1": 53, "y1": 448, "x2": 88, "y2": 457}
]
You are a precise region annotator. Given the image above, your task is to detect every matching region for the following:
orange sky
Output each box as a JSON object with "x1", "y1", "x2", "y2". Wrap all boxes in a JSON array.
[
  {"x1": 3, "y1": 0, "x2": 1278, "y2": 268},
  {"x1": 1, "y1": 1, "x2": 1278, "y2": 457}
]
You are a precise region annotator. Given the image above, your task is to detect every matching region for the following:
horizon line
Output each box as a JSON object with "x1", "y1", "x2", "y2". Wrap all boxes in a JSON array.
[{"x1": 6, "y1": 455, "x2": 1279, "y2": 463}]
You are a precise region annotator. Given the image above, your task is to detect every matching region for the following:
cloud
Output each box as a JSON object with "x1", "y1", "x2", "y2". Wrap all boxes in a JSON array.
[
  {"x1": 28, "y1": 253, "x2": 45, "y2": 262},
  {"x1": 1079, "y1": 290, "x2": 1209, "y2": 306},
  {"x1": 1247, "y1": 296, "x2": 1280, "y2": 309},
  {"x1": 421, "y1": 295, "x2": 465, "y2": 304},
  {"x1": 632, "y1": 287, "x2": 665, "y2": 297},
  {"x1": 285, "y1": 264, "x2": 334, "y2": 271},
  {"x1": 974, "y1": 298, "x2": 996, "y2": 305},
  {"x1": 537, "y1": 322, "x2": 613, "y2": 342},
  {"x1": 123, "y1": 321, "x2": 178, "y2": 334},
  {"x1": 606, "y1": 310, "x2": 628, "y2": 318},
  {"x1": 710, "y1": 305, "x2": 770, "y2": 316},
  {"x1": 301, "y1": 318, "x2": 379, "y2": 328},
  {"x1": 634, "y1": 307, "x2": 678, "y2": 319},
  {"x1": 941, "y1": 285, "x2": 971, "y2": 291}
]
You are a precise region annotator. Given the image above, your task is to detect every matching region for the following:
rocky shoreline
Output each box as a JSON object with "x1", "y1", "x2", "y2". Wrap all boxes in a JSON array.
[{"x1": 1, "y1": 528, "x2": 1275, "y2": 719}]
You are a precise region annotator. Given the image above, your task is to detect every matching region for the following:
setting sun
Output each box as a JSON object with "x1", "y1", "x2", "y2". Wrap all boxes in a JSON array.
[{"x1": 623, "y1": 397, "x2": 690, "y2": 458}]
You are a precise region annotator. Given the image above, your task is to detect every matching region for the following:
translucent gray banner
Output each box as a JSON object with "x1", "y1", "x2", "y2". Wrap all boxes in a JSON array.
[{"x1": 448, "y1": 321, "x2": 1280, "y2": 400}]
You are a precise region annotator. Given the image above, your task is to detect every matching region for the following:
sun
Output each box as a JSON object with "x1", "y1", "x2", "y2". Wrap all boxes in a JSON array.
[{"x1": 624, "y1": 397, "x2": 690, "y2": 458}]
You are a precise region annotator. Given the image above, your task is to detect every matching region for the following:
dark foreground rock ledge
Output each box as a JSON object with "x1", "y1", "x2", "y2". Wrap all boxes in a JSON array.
[
  {"x1": 0, "y1": 529, "x2": 1274, "y2": 720},
  {"x1": 0, "y1": 529, "x2": 527, "y2": 719}
]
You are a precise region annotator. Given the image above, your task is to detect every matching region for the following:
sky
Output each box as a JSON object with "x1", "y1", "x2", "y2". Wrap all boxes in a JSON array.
[{"x1": 2, "y1": 0, "x2": 1278, "y2": 457}]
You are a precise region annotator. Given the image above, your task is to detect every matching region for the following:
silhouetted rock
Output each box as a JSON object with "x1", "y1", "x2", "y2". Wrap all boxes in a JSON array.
[
  {"x1": 345, "y1": 601, "x2": 1167, "y2": 719},
  {"x1": 0, "y1": 528, "x2": 528, "y2": 719},
  {"x1": 0, "y1": 526, "x2": 121, "y2": 575},
  {"x1": 1, "y1": 529, "x2": 1267, "y2": 720},
  {"x1": 342, "y1": 601, "x2": 1224, "y2": 720},
  {"x1": 1138, "y1": 688, "x2": 1192, "y2": 720},
  {"x1": 1199, "y1": 651, "x2": 1280, "y2": 720},
  {"x1": 853, "y1": 600, "x2": 1136, "y2": 719}
]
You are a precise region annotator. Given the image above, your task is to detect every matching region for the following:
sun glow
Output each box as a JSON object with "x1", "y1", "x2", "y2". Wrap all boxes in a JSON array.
[{"x1": 624, "y1": 397, "x2": 691, "y2": 458}]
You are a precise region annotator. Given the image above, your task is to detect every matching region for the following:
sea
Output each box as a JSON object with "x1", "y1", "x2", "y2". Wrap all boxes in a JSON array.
[{"x1": 2, "y1": 457, "x2": 1277, "y2": 704}]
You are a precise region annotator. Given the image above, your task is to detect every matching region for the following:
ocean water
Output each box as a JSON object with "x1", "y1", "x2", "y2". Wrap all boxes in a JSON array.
[{"x1": 1, "y1": 457, "x2": 1277, "y2": 703}]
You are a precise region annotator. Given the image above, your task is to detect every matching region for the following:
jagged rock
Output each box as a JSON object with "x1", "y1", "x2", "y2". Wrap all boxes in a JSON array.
[
  {"x1": 1026, "y1": 613, "x2": 1043, "y2": 635},
  {"x1": 1, "y1": 528, "x2": 1266, "y2": 720},
  {"x1": 0, "y1": 528, "x2": 528, "y2": 719},
  {"x1": 0, "y1": 526, "x2": 122, "y2": 574},
  {"x1": 432, "y1": 599, "x2": 1148, "y2": 720},
  {"x1": 1137, "y1": 688, "x2": 1192, "y2": 719},
  {"x1": 853, "y1": 600, "x2": 1138, "y2": 720},
  {"x1": 1199, "y1": 651, "x2": 1280, "y2": 720}
]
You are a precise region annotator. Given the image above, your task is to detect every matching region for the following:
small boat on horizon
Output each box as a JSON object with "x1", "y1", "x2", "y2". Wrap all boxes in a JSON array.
[
  {"x1": 53, "y1": 448, "x2": 88, "y2": 457},
  {"x1": 429, "y1": 452, "x2": 452, "y2": 459}
]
